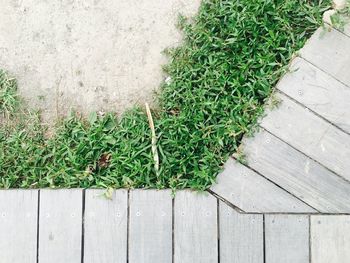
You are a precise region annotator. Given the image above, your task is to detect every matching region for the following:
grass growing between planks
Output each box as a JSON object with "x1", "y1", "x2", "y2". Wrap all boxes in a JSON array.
[{"x1": 0, "y1": 0, "x2": 330, "y2": 190}]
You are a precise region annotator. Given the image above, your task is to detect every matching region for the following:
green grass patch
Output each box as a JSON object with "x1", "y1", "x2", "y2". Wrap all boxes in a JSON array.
[
  {"x1": 0, "y1": 70, "x2": 18, "y2": 117},
  {"x1": 0, "y1": 0, "x2": 330, "y2": 190}
]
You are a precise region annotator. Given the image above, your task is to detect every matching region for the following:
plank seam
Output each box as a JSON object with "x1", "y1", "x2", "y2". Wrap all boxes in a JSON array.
[
  {"x1": 81, "y1": 189, "x2": 86, "y2": 263},
  {"x1": 207, "y1": 189, "x2": 246, "y2": 214},
  {"x1": 276, "y1": 89, "x2": 350, "y2": 136},
  {"x1": 236, "y1": 212, "x2": 350, "y2": 215},
  {"x1": 217, "y1": 199, "x2": 220, "y2": 263},
  {"x1": 36, "y1": 190, "x2": 40, "y2": 263},
  {"x1": 229, "y1": 156, "x2": 320, "y2": 213},
  {"x1": 260, "y1": 127, "x2": 350, "y2": 186},
  {"x1": 126, "y1": 190, "x2": 130, "y2": 263},
  {"x1": 309, "y1": 215, "x2": 312, "y2": 263},
  {"x1": 263, "y1": 214, "x2": 266, "y2": 263},
  {"x1": 172, "y1": 197, "x2": 175, "y2": 263},
  {"x1": 325, "y1": 22, "x2": 350, "y2": 40},
  {"x1": 298, "y1": 56, "x2": 350, "y2": 90}
]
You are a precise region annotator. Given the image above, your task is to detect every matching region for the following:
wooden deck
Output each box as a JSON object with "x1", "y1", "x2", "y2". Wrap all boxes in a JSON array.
[
  {"x1": 1, "y1": 25, "x2": 350, "y2": 262},
  {"x1": 211, "y1": 25, "x2": 350, "y2": 215},
  {"x1": 1, "y1": 189, "x2": 350, "y2": 262}
]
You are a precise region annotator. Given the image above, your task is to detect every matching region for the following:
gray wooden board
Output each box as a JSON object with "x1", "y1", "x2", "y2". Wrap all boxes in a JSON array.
[
  {"x1": 84, "y1": 189, "x2": 128, "y2": 263},
  {"x1": 265, "y1": 214, "x2": 309, "y2": 263},
  {"x1": 174, "y1": 190, "x2": 218, "y2": 263},
  {"x1": 38, "y1": 189, "x2": 82, "y2": 263},
  {"x1": 277, "y1": 57, "x2": 350, "y2": 133},
  {"x1": 300, "y1": 27, "x2": 350, "y2": 87},
  {"x1": 327, "y1": 17, "x2": 350, "y2": 38},
  {"x1": 242, "y1": 130, "x2": 350, "y2": 213},
  {"x1": 129, "y1": 190, "x2": 172, "y2": 263},
  {"x1": 261, "y1": 93, "x2": 350, "y2": 182},
  {"x1": 0, "y1": 190, "x2": 38, "y2": 263},
  {"x1": 311, "y1": 215, "x2": 350, "y2": 263},
  {"x1": 219, "y1": 201, "x2": 263, "y2": 263},
  {"x1": 211, "y1": 158, "x2": 315, "y2": 213},
  {"x1": 343, "y1": 22, "x2": 350, "y2": 38}
]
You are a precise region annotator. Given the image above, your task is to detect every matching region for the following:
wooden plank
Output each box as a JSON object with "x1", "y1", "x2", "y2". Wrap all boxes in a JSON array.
[
  {"x1": 84, "y1": 189, "x2": 128, "y2": 263},
  {"x1": 261, "y1": 93, "x2": 350, "y2": 182},
  {"x1": 265, "y1": 215, "x2": 309, "y2": 263},
  {"x1": 343, "y1": 23, "x2": 350, "y2": 38},
  {"x1": 219, "y1": 201, "x2": 263, "y2": 263},
  {"x1": 242, "y1": 130, "x2": 350, "y2": 213},
  {"x1": 174, "y1": 190, "x2": 217, "y2": 263},
  {"x1": 211, "y1": 158, "x2": 315, "y2": 213},
  {"x1": 277, "y1": 57, "x2": 350, "y2": 133},
  {"x1": 0, "y1": 190, "x2": 38, "y2": 263},
  {"x1": 38, "y1": 189, "x2": 82, "y2": 263},
  {"x1": 300, "y1": 27, "x2": 350, "y2": 87},
  {"x1": 129, "y1": 190, "x2": 172, "y2": 263},
  {"x1": 311, "y1": 215, "x2": 350, "y2": 263}
]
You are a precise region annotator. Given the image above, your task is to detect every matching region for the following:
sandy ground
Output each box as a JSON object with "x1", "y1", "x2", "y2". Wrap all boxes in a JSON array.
[{"x1": 0, "y1": 0, "x2": 200, "y2": 124}]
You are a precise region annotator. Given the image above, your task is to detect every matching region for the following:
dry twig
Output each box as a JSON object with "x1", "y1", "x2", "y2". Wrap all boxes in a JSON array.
[{"x1": 145, "y1": 103, "x2": 160, "y2": 178}]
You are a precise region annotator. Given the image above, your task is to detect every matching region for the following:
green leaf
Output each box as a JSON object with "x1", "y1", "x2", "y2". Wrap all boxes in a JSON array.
[{"x1": 88, "y1": 112, "x2": 97, "y2": 124}]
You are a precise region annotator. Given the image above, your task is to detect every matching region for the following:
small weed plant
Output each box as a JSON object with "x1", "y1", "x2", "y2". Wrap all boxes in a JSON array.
[{"x1": 330, "y1": 0, "x2": 350, "y2": 31}]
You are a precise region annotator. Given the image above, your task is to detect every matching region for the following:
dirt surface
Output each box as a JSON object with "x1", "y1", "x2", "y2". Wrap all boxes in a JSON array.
[{"x1": 0, "y1": 0, "x2": 200, "y2": 124}]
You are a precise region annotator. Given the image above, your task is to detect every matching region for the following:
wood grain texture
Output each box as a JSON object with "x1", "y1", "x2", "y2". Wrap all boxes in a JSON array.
[
  {"x1": 311, "y1": 215, "x2": 350, "y2": 263},
  {"x1": 174, "y1": 190, "x2": 218, "y2": 263},
  {"x1": 0, "y1": 190, "x2": 38, "y2": 263},
  {"x1": 129, "y1": 190, "x2": 172, "y2": 263},
  {"x1": 211, "y1": 158, "x2": 315, "y2": 213},
  {"x1": 277, "y1": 57, "x2": 350, "y2": 133},
  {"x1": 261, "y1": 93, "x2": 350, "y2": 182},
  {"x1": 84, "y1": 189, "x2": 128, "y2": 263},
  {"x1": 219, "y1": 201, "x2": 263, "y2": 263},
  {"x1": 300, "y1": 27, "x2": 350, "y2": 87},
  {"x1": 265, "y1": 215, "x2": 309, "y2": 263},
  {"x1": 38, "y1": 189, "x2": 82, "y2": 263},
  {"x1": 243, "y1": 130, "x2": 350, "y2": 213}
]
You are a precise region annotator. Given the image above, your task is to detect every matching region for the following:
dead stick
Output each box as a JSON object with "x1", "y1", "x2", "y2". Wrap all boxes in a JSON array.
[{"x1": 145, "y1": 103, "x2": 160, "y2": 178}]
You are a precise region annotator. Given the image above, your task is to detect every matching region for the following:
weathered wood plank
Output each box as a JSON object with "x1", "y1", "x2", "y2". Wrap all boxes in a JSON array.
[
  {"x1": 300, "y1": 27, "x2": 350, "y2": 87},
  {"x1": 84, "y1": 189, "x2": 128, "y2": 263},
  {"x1": 277, "y1": 57, "x2": 350, "y2": 133},
  {"x1": 265, "y1": 215, "x2": 309, "y2": 263},
  {"x1": 38, "y1": 189, "x2": 82, "y2": 263},
  {"x1": 129, "y1": 190, "x2": 172, "y2": 263},
  {"x1": 243, "y1": 130, "x2": 350, "y2": 213},
  {"x1": 174, "y1": 190, "x2": 217, "y2": 263},
  {"x1": 311, "y1": 215, "x2": 350, "y2": 263},
  {"x1": 219, "y1": 201, "x2": 263, "y2": 263},
  {"x1": 211, "y1": 158, "x2": 315, "y2": 213},
  {"x1": 342, "y1": 23, "x2": 350, "y2": 38},
  {"x1": 261, "y1": 93, "x2": 350, "y2": 182},
  {"x1": 0, "y1": 190, "x2": 38, "y2": 263}
]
